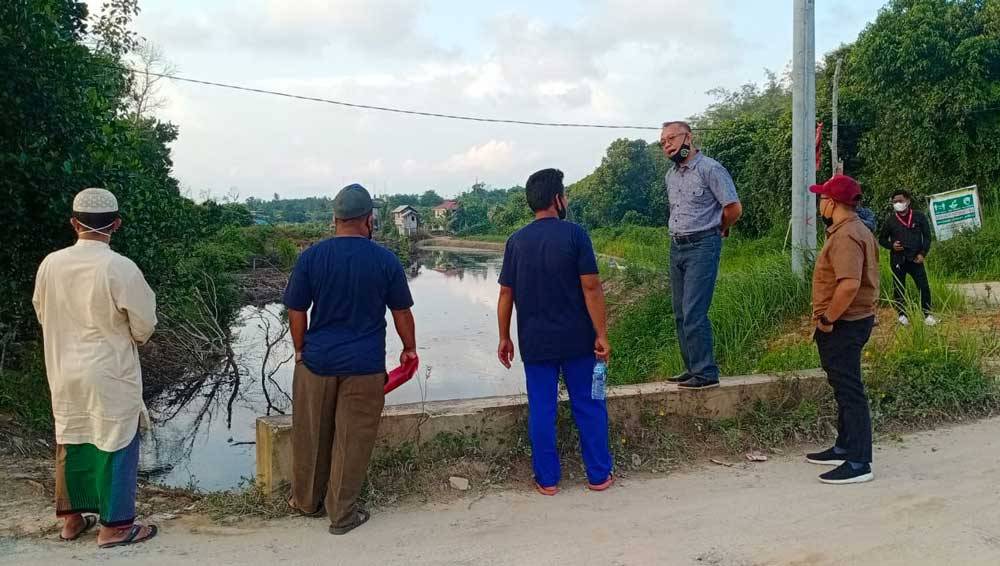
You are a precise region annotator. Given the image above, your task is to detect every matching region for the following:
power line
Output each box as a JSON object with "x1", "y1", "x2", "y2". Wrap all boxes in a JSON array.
[{"x1": 111, "y1": 63, "x2": 689, "y2": 131}]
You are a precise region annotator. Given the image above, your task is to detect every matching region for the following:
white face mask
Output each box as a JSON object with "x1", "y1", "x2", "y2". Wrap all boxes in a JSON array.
[
  {"x1": 77, "y1": 220, "x2": 116, "y2": 237},
  {"x1": 893, "y1": 202, "x2": 909, "y2": 213}
]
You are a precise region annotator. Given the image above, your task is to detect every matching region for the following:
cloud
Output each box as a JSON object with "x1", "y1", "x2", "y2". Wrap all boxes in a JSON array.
[
  {"x1": 140, "y1": 0, "x2": 445, "y2": 59},
  {"x1": 131, "y1": 0, "x2": 887, "y2": 201},
  {"x1": 437, "y1": 141, "x2": 517, "y2": 174}
]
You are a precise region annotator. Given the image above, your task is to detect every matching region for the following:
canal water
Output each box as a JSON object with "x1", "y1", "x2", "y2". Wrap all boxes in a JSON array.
[{"x1": 140, "y1": 248, "x2": 526, "y2": 490}]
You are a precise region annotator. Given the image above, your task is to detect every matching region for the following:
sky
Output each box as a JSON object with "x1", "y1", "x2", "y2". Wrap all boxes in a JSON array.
[{"x1": 89, "y1": 0, "x2": 890, "y2": 200}]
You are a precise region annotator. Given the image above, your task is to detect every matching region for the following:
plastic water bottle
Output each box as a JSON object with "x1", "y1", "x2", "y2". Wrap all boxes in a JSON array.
[{"x1": 591, "y1": 360, "x2": 607, "y2": 400}]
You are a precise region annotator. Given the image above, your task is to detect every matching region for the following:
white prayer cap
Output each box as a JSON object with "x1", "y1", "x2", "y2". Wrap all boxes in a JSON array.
[{"x1": 72, "y1": 188, "x2": 118, "y2": 213}]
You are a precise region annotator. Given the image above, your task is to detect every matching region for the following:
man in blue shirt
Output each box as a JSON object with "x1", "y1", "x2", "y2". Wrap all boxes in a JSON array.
[
  {"x1": 661, "y1": 121, "x2": 742, "y2": 390},
  {"x1": 497, "y1": 168, "x2": 614, "y2": 495},
  {"x1": 283, "y1": 184, "x2": 416, "y2": 535}
]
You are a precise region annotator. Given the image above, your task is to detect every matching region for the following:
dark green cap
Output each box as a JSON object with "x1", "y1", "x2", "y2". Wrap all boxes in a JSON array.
[{"x1": 333, "y1": 184, "x2": 374, "y2": 219}]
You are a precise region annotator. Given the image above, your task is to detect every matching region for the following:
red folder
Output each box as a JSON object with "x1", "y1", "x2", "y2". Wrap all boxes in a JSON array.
[{"x1": 384, "y1": 355, "x2": 420, "y2": 394}]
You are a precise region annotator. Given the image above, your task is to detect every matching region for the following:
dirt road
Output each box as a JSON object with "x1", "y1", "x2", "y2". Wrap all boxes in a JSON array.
[{"x1": 4, "y1": 417, "x2": 1000, "y2": 566}]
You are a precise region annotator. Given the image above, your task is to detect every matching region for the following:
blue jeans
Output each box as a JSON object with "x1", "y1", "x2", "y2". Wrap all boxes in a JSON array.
[
  {"x1": 524, "y1": 355, "x2": 613, "y2": 487},
  {"x1": 669, "y1": 233, "x2": 722, "y2": 380}
]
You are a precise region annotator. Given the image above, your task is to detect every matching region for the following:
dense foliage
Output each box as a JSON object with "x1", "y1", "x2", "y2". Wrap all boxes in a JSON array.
[{"x1": 0, "y1": 1, "x2": 253, "y2": 340}]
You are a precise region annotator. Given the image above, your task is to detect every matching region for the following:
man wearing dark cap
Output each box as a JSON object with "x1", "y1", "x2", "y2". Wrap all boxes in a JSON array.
[
  {"x1": 283, "y1": 184, "x2": 417, "y2": 534},
  {"x1": 805, "y1": 175, "x2": 880, "y2": 484}
]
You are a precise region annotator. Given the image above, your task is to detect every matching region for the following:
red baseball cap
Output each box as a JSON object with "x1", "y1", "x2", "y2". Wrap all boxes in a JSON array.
[{"x1": 809, "y1": 175, "x2": 862, "y2": 205}]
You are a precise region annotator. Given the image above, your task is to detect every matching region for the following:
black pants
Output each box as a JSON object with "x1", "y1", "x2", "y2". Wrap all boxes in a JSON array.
[
  {"x1": 891, "y1": 259, "x2": 931, "y2": 315},
  {"x1": 815, "y1": 317, "x2": 875, "y2": 464}
]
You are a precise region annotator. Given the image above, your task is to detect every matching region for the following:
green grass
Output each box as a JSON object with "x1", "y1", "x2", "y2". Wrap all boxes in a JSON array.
[
  {"x1": 877, "y1": 248, "x2": 967, "y2": 316},
  {"x1": 596, "y1": 227, "x2": 812, "y2": 384},
  {"x1": 0, "y1": 345, "x2": 52, "y2": 433},
  {"x1": 595, "y1": 216, "x2": 1000, "y2": 385},
  {"x1": 590, "y1": 225, "x2": 670, "y2": 271},
  {"x1": 755, "y1": 341, "x2": 821, "y2": 373},
  {"x1": 714, "y1": 394, "x2": 826, "y2": 453},
  {"x1": 931, "y1": 204, "x2": 1000, "y2": 282},
  {"x1": 606, "y1": 247, "x2": 811, "y2": 384},
  {"x1": 199, "y1": 319, "x2": 997, "y2": 516},
  {"x1": 457, "y1": 233, "x2": 510, "y2": 243},
  {"x1": 867, "y1": 322, "x2": 999, "y2": 426}
]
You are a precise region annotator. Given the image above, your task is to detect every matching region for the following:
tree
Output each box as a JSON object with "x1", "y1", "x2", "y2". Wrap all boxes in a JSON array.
[
  {"x1": 126, "y1": 39, "x2": 177, "y2": 125},
  {"x1": 0, "y1": 0, "x2": 253, "y2": 339},
  {"x1": 835, "y1": 0, "x2": 1000, "y2": 206},
  {"x1": 695, "y1": 78, "x2": 794, "y2": 238},
  {"x1": 418, "y1": 190, "x2": 444, "y2": 207},
  {"x1": 489, "y1": 187, "x2": 534, "y2": 234},
  {"x1": 568, "y1": 139, "x2": 668, "y2": 228}
]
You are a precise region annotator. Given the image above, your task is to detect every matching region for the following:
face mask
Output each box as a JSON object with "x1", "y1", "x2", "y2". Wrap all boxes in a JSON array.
[
  {"x1": 893, "y1": 202, "x2": 909, "y2": 213},
  {"x1": 77, "y1": 220, "x2": 116, "y2": 237},
  {"x1": 366, "y1": 216, "x2": 375, "y2": 240},
  {"x1": 670, "y1": 143, "x2": 691, "y2": 165},
  {"x1": 556, "y1": 198, "x2": 568, "y2": 220},
  {"x1": 820, "y1": 200, "x2": 835, "y2": 227}
]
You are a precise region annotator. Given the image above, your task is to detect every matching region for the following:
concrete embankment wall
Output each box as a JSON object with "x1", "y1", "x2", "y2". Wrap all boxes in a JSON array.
[{"x1": 256, "y1": 371, "x2": 825, "y2": 495}]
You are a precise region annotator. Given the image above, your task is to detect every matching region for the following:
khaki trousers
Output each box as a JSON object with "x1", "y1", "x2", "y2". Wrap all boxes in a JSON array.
[{"x1": 291, "y1": 363, "x2": 385, "y2": 527}]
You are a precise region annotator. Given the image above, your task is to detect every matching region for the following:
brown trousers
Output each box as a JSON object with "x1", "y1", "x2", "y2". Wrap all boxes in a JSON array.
[{"x1": 291, "y1": 363, "x2": 385, "y2": 527}]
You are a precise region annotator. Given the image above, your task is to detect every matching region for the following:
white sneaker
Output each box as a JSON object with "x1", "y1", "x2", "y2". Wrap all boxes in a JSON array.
[
  {"x1": 898, "y1": 315, "x2": 910, "y2": 326},
  {"x1": 924, "y1": 315, "x2": 939, "y2": 326}
]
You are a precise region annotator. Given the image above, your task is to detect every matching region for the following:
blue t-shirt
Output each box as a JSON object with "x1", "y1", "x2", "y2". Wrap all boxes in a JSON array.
[
  {"x1": 283, "y1": 237, "x2": 414, "y2": 376},
  {"x1": 498, "y1": 218, "x2": 599, "y2": 364}
]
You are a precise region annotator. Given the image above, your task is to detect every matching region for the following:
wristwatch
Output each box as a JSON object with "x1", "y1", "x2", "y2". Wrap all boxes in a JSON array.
[{"x1": 819, "y1": 314, "x2": 834, "y2": 326}]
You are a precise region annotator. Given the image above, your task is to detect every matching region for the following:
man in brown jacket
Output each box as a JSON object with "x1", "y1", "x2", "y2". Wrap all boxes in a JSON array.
[{"x1": 805, "y1": 175, "x2": 880, "y2": 485}]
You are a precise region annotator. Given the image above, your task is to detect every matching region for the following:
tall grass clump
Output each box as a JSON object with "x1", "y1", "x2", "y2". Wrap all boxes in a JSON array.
[
  {"x1": 876, "y1": 249, "x2": 966, "y2": 316},
  {"x1": 866, "y1": 323, "x2": 998, "y2": 426},
  {"x1": 0, "y1": 344, "x2": 52, "y2": 433},
  {"x1": 755, "y1": 341, "x2": 821, "y2": 373},
  {"x1": 590, "y1": 225, "x2": 670, "y2": 272},
  {"x1": 930, "y1": 204, "x2": 1000, "y2": 282},
  {"x1": 608, "y1": 249, "x2": 811, "y2": 384}
]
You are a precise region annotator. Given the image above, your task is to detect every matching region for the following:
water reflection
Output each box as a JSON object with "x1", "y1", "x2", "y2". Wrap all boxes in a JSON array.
[{"x1": 141, "y1": 249, "x2": 525, "y2": 490}]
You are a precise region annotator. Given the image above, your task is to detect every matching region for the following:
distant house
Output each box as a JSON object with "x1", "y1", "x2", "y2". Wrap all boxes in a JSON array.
[
  {"x1": 433, "y1": 200, "x2": 459, "y2": 219},
  {"x1": 392, "y1": 205, "x2": 420, "y2": 236}
]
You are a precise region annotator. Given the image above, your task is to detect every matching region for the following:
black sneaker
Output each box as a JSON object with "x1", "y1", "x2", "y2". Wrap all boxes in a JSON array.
[
  {"x1": 819, "y1": 461, "x2": 873, "y2": 485},
  {"x1": 677, "y1": 376, "x2": 720, "y2": 390},
  {"x1": 805, "y1": 447, "x2": 845, "y2": 466},
  {"x1": 666, "y1": 372, "x2": 692, "y2": 383}
]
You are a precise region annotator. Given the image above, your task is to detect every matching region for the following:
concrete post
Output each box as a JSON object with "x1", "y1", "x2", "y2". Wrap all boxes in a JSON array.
[{"x1": 791, "y1": 0, "x2": 817, "y2": 277}]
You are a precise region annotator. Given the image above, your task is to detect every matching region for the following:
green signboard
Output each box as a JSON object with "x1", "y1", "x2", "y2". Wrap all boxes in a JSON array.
[{"x1": 928, "y1": 185, "x2": 982, "y2": 241}]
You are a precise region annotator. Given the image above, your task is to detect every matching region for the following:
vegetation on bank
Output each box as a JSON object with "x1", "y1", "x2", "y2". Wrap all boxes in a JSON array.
[
  {"x1": 598, "y1": 231, "x2": 812, "y2": 385},
  {"x1": 4, "y1": 0, "x2": 1000, "y2": 439},
  {"x1": 931, "y1": 204, "x2": 1000, "y2": 282},
  {"x1": 196, "y1": 316, "x2": 998, "y2": 519},
  {"x1": 594, "y1": 216, "x2": 996, "y2": 388}
]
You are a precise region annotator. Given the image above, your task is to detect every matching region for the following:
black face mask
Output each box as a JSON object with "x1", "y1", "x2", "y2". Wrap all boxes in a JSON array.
[
  {"x1": 670, "y1": 143, "x2": 691, "y2": 165},
  {"x1": 820, "y1": 200, "x2": 834, "y2": 227},
  {"x1": 556, "y1": 199, "x2": 567, "y2": 220}
]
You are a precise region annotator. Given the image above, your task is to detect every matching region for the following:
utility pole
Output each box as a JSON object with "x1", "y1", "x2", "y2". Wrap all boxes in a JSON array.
[
  {"x1": 830, "y1": 58, "x2": 843, "y2": 176},
  {"x1": 791, "y1": 0, "x2": 817, "y2": 277}
]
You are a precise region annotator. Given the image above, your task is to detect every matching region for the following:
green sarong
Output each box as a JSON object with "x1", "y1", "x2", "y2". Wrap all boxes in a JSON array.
[{"x1": 55, "y1": 432, "x2": 140, "y2": 527}]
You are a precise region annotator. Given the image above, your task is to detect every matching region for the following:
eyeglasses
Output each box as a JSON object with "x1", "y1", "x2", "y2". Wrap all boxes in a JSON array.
[{"x1": 661, "y1": 133, "x2": 688, "y2": 143}]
